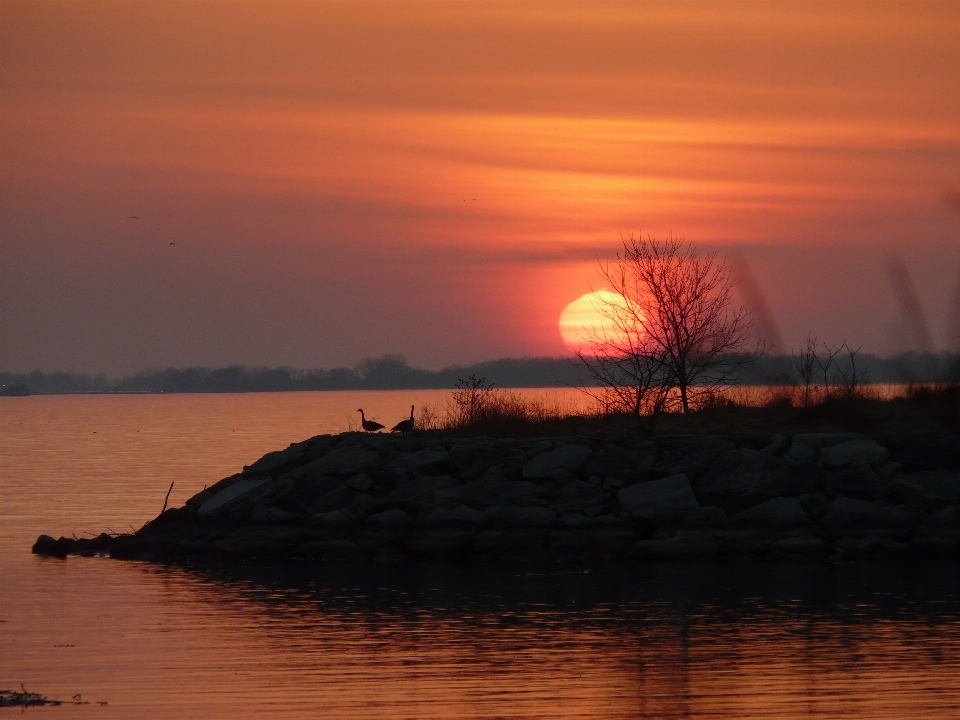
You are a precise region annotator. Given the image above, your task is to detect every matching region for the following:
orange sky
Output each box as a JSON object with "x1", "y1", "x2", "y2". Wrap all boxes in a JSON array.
[{"x1": 2, "y1": 1, "x2": 959, "y2": 374}]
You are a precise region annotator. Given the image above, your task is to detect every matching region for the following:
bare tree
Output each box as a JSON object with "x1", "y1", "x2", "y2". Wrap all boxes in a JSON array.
[
  {"x1": 813, "y1": 340, "x2": 843, "y2": 398},
  {"x1": 589, "y1": 234, "x2": 761, "y2": 414},
  {"x1": 833, "y1": 342, "x2": 868, "y2": 399},
  {"x1": 574, "y1": 287, "x2": 670, "y2": 426},
  {"x1": 792, "y1": 334, "x2": 819, "y2": 408}
]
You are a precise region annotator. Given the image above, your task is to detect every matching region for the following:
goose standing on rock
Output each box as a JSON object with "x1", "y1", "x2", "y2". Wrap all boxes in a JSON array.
[
  {"x1": 391, "y1": 405, "x2": 415, "y2": 436},
  {"x1": 358, "y1": 409, "x2": 385, "y2": 433}
]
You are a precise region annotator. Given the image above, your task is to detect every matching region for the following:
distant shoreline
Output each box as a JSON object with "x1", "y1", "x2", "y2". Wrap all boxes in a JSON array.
[{"x1": 3, "y1": 352, "x2": 958, "y2": 396}]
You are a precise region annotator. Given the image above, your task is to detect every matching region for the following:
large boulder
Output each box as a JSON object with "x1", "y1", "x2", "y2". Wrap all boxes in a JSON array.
[
  {"x1": 366, "y1": 509, "x2": 414, "y2": 528},
  {"x1": 522, "y1": 444, "x2": 593, "y2": 482},
  {"x1": 485, "y1": 506, "x2": 557, "y2": 527},
  {"x1": 242, "y1": 447, "x2": 306, "y2": 477},
  {"x1": 583, "y1": 444, "x2": 655, "y2": 481},
  {"x1": 891, "y1": 472, "x2": 960, "y2": 510},
  {"x1": 821, "y1": 440, "x2": 890, "y2": 470},
  {"x1": 388, "y1": 446, "x2": 450, "y2": 474},
  {"x1": 420, "y1": 505, "x2": 487, "y2": 527},
  {"x1": 295, "y1": 446, "x2": 380, "y2": 478},
  {"x1": 730, "y1": 497, "x2": 810, "y2": 527},
  {"x1": 549, "y1": 480, "x2": 605, "y2": 516},
  {"x1": 821, "y1": 498, "x2": 918, "y2": 530},
  {"x1": 695, "y1": 449, "x2": 819, "y2": 511},
  {"x1": 548, "y1": 515, "x2": 635, "y2": 554},
  {"x1": 375, "y1": 475, "x2": 459, "y2": 516},
  {"x1": 825, "y1": 463, "x2": 892, "y2": 501},
  {"x1": 653, "y1": 437, "x2": 734, "y2": 477},
  {"x1": 435, "y1": 479, "x2": 547, "y2": 508},
  {"x1": 629, "y1": 530, "x2": 720, "y2": 560},
  {"x1": 197, "y1": 477, "x2": 270, "y2": 518},
  {"x1": 618, "y1": 474, "x2": 699, "y2": 521}
]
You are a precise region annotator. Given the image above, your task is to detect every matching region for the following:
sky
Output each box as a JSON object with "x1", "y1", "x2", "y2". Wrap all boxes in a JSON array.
[{"x1": 2, "y1": 0, "x2": 959, "y2": 376}]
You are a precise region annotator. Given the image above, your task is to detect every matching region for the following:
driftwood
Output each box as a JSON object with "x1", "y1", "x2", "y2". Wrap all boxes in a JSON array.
[
  {"x1": 0, "y1": 684, "x2": 95, "y2": 707},
  {"x1": 161, "y1": 481, "x2": 175, "y2": 514}
]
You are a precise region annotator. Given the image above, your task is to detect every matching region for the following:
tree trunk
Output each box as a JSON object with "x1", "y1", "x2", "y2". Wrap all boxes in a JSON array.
[{"x1": 679, "y1": 382, "x2": 689, "y2": 413}]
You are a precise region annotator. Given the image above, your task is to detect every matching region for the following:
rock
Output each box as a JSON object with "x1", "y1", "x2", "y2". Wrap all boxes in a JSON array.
[
  {"x1": 773, "y1": 534, "x2": 827, "y2": 557},
  {"x1": 308, "y1": 485, "x2": 361, "y2": 514},
  {"x1": 485, "y1": 506, "x2": 557, "y2": 527},
  {"x1": 629, "y1": 530, "x2": 720, "y2": 560},
  {"x1": 388, "y1": 446, "x2": 450, "y2": 474},
  {"x1": 654, "y1": 437, "x2": 734, "y2": 477},
  {"x1": 549, "y1": 480, "x2": 606, "y2": 516},
  {"x1": 556, "y1": 513, "x2": 622, "y2": 528},
  {"x1": 549, "y1": 520, "x2": 636, "y2": 554},
  {"x1": 471, "y1": 528, "x2": 550, "y2": 557},
  {"x1": 679, "y1": 506, "x2": 727, "y2": 527},
  {"x1": 883, "y1": 432, "x2": 960, "y2": 472},
  {"x1": 365, "y1": 509, "x2": 414, "y2": 528},
  {"x1": 435, "y1": 479, "x2": 547, "y2": 508},
  {"x1": 522, "y1": 444, "x2": 593, "y2": 481},
  {"x1": 296, "y1": 446, "x2": 380, "y2": 478},
  {"x1": 892, "y1": 472, "x2": 960, "y2": 510},
  {"x1": 242, "y1": 448, "x2": 306, "y2": 477},
  {"x1": 784, "y1": 441, "x2": 816, "y2": 463},
  {"x1": 32, "y1": 534, "x2": 69, "y2": 558},
  {"x1": 250, "y1": 507, "x2": 297, "y2": 524},
  {"x1": 694, "y1": 450, "x2": 819, "y2": 511},
  {"x1": 311, "y1": 510, "x2": 354, "y2": 527},
  {"x1": 277, "y1": 476, "x2": 347, "y2": 513},
  {"x1": 916, "y1": 506, "x2": 960, "y2": 537},
  {"x1": 584, "y1": 444, "x2": 655, "y2": 481},
  {"x1": 821, "y1": 440, "x2": 890, "y2": 469},
  {"x1": 197, "y1": 477, "x2": 270, "y2": 518},
  {"x1": 792, "y1": 432, "x2": 863, "y2": 449},
  {"x1": 448, "y1": 440, "x2": 499, "y2": 478},
  {"x1": 405, "y1": 528, "x2": 476, "y2": 559},
  {"x1": 377, "y1": 475, "x2": 459, "y2": 515},
  {"x1": 825, "y1": 463, "x2": 892, "y2": 501},
  {"x1": 730, "y1": 498, "x2": 809, "y2": 527},
  {"x1": 345, "y1": 473, "x2": 373, "y2": 493},
  {"x1": 345, "y1": 493, "x2": 378, "y2": 520},
  {"x1": 836, "y1": 535, "x2": 909, "y2": 561},
  {"x1": 420, "y1": 505, "x2": 487, "y2": 527},
  {"x1": 800, "y1": 492, "x2": 829, "y2": 521},
  {"x1": 760, "y1": 435, "x2": 788, "y2": 456},
  {"x1": 617, "y1": 474, "x2": 699, "y2": 521},
  {"x1": 821, "y1": 498, "x2": 918, "y2": 529}
]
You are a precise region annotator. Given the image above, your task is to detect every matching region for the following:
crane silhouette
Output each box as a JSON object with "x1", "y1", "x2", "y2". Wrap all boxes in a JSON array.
[
  {"x1": 390, "y1": 405, "x2": 415, "y2": 436},
  {"x1": 357, "y1": 409, "x2": 384, "y2": 433}
]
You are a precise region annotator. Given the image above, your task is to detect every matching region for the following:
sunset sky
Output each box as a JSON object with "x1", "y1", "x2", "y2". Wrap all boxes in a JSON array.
[{"x1": 2, "y1": 0, "x2": 959, "y2": 375}]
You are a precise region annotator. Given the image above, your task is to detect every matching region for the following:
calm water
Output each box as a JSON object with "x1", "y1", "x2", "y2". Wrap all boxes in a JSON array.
[{"x1": 2, "y1": 392, "x2": 959, "y2": 719}]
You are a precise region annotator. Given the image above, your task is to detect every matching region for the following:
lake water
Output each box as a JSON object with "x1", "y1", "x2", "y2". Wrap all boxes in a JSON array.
[{"x1": 2, "y1": 392, "x2": 959, "y2": 718}]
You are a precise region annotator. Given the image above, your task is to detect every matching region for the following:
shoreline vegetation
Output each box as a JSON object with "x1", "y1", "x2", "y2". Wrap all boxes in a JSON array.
[{"x1": 2, "y1": 351, "x2": 959, "y2": 395}]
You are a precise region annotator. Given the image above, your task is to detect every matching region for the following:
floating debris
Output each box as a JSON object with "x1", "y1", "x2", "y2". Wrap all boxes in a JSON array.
[{"x1": 0, "y1": 685, "x2": 92, "y2": 707}]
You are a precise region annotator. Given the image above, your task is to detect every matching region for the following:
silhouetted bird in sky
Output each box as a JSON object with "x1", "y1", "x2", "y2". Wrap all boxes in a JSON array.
[
  {"x1": 391, "y1": 405, "x2": 415, "y2": 436},
  {"x1": 131, "y1": 216, "x2": 137, "y2": 219},
  {"x1": 357, "y1": 409, "x2": 384, "y2": 433},
  {"x1": 169, "y1": 242, "x2": 176, "y2": 247}
]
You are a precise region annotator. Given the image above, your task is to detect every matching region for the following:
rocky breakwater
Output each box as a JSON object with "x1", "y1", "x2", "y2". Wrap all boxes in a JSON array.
[{"x1": 33, "y1": 430, "x2": 960, "y2": 564}]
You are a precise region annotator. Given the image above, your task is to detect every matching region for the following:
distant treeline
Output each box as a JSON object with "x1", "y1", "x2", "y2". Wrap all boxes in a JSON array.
[{"x1": 2, "y1": 352, "x2": 958, "y2": 395}]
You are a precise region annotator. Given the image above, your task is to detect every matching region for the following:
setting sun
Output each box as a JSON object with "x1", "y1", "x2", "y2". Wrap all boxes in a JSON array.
[{"x1": 559, "y1": 290, "x2": 636, "y2": 355}]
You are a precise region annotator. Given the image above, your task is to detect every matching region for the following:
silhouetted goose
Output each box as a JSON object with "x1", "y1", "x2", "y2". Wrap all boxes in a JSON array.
[
  {"x1": 391, "y1": 405, "x2": 415, "y2": 435},
  {"x1": 357, "y1": 408, "x2": 384, "y2": 433}
]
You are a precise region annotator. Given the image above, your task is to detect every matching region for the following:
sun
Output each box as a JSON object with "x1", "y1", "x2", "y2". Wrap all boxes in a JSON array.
[{"x1": 559, "y1": 290, "x2": 636, "y2": 354}]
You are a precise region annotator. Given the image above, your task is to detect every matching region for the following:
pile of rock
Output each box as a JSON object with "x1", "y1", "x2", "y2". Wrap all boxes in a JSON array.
[{"x1": 33, "y1": 430, "x2": 960, "y2": 563}]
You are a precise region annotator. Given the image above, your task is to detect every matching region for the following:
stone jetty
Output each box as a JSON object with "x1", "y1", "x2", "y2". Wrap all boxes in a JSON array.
[{"x1": 33, "y1": 430, "x2": 960, "y2": 563}]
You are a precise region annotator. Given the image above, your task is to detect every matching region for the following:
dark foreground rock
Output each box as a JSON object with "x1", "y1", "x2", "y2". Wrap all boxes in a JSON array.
[{"x1": 33, "y1": 430, "x2": 960, "y2": 564}]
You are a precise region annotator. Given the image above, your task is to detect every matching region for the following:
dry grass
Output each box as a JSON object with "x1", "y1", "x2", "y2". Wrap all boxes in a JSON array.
[{"x1": 416, "y1": 383, "x2": 959, "y2": 438}]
